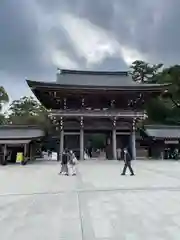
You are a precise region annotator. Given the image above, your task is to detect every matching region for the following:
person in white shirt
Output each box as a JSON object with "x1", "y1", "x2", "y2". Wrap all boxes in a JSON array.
[{"x1": 68, "y1": 150, "x2": 77, "y2": 176}]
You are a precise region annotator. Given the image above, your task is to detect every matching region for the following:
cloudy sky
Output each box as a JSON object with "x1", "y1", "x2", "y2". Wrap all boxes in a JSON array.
[{"x1": 0, "y1": 0, "x2": 180, "y2": 102}]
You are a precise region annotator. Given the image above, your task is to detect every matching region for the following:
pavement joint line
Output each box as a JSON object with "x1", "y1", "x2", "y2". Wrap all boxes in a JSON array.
[
  {"x1": 77, "y1": 191, "x2": 84, "y2": 240},
  {"x1": 142, "y1": 166, "x2": 180, "y2": 180},
  {"x1": 1, "y1": 186, "x2": 180, "y2": 197},
  {"x1": 76, "y1": 167, "x2": 85, "y2": 240}
]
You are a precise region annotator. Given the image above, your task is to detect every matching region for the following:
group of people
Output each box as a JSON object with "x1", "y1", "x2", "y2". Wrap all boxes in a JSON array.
[
  {"x1": 59, "y1": 149, "x2": 77, "y2": 176},
  {"x1": 58, "y1": 147, "x2": 135, "y2": 176}
]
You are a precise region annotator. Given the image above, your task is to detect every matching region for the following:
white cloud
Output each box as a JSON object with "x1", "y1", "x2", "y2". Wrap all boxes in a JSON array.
[
  {"x1": 23, "y1": 7, "x2": 146, "y2": 70},
  {"x1": 121, "y1": 46, "x2": 147, "y2": 65},
  {"x1": 51, "y1": 50, "x2": 79, "y2": 69},
  {"x1": 59, "y1": 13, "x2": 149, "y2": 68},
  {"x1": 60, "y1": 13, "x2": 122, "y2": 66}
]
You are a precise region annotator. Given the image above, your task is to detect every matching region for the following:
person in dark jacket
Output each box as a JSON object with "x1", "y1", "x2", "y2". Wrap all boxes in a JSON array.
[
  {"x1": 59, "y1": 149, "x2": 69, "y2": 176},
  {"x1": 121, "y1": 148, "x2": 135, "y2": 176}
]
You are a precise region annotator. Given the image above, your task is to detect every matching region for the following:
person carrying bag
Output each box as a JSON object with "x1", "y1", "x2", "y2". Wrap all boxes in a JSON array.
[{"x1": 69, "y1": 150, "x2": 78, "y2": 176}]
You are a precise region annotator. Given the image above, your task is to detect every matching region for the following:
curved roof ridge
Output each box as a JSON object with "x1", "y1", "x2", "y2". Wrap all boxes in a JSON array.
[{"x1": 57, "y1": 68, "x2": 128, "y2": 76}]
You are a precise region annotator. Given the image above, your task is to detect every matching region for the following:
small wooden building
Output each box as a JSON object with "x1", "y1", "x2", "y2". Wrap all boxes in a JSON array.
[
  {"x1": 142, "y1": 125, "x2": 180, "y2": 159},
  {"x1": 0, "y1": 125, "x2": 44, "y2": 165}
]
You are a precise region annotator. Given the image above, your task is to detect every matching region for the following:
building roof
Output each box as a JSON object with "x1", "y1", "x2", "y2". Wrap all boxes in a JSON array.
[
  {"x1": 27, "y1": 80, "x2": 169, "y2": 92},
  {"x1": 55, "y1": 69, "x2": 170, "y2": 88},
  {"x1": 57, "y1": 69, "x2": 133, "y2": 87},
  {"x1": 144, "y1": 125, "x2": 180, "y2": 139},
  {"x1": 0, "y1": 125, "x2": 44, "y2": 140},
  {"x1": 55, "y1": 68, "x2": 170, "y2": 88},
  {"x1": 0, "y1": 139, "x2": 31, "y2": 145},
  {"x1": 25, "y1": 68, "x2": 170, "y2": 90},
  {"x1": 26, "y1": 69, "x2": 170, "y2": 110}
]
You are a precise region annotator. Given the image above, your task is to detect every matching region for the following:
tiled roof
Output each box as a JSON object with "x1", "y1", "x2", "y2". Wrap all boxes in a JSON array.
[
  {"x1": 0, "y1": 126, "x2": 44, "y2": 140},
  {"x1": 56, "y1": 69, "x2": 153, "y2": 87},
  {"x1": 145, "y1": 125, "x2": 180, "y2": 139}
]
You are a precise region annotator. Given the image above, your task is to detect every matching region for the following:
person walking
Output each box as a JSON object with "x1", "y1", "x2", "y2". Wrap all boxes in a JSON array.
[
  {"x1": 121, "y1": 148, "x2": 135, "y2": 176},
  {"x1": 47, "y1": 150, "x2": 52, "y2": 160},
  {"x1": 68, "y1": 150, "x2": 77, "y2": 176},
  {"x1": 59, "y1": 149, "x2": 69, "y2": 176}
]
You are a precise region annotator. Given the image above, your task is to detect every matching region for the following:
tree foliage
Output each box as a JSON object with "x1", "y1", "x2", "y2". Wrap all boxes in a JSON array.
[
  {"x1": 156, "y1": 65, "x2": 180, "y2": 124},
  {"x1": 130, "y1": 60, "x2": 163, "y2": 83},
  {"x1": 7, "y1": 96, "x2": 53, "y2": 132},
  {"x1": 131, "y1": 61, "x2": 180, "y2": 125},
  {"x1": 0, "y1": 86, "x2": 9, "y2": 125},
  {"x1": 0, "y1": 86, "x2": 9, "y2": 110},
  {"x1": 157, "y1": 65, "x2": 180, "y2": 104},
  {"x1": 0, "y1": 114, "x2": 6, "y2": 125},
  {"x1": 145, "y1": 98, "x2": 171, "y2": 124}
]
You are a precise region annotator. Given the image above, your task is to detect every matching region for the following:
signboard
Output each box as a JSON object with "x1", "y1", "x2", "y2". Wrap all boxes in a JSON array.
[
  {"x1": 51, "y1": 152, "x2": 57, "y2": 161},
  {"x1": 164, "y1": 140, "x2": 179, "y2": 144},
  {"x1": 16, "y1": 152, "x2": 23, "y2": 163}
]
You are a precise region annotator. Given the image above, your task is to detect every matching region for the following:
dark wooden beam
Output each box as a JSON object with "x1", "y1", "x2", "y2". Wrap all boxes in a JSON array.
[{"x1": 50, "y1": 109, "x2": 146, "y2": 118}]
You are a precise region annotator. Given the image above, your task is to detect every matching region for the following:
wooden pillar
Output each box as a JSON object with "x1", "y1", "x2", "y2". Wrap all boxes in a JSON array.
[
  {"x1": 3, "y1": 144, "x2": 7, "y2": 164},
  {"x1": 131, "y1": 118, "x2": 136, "y2": 160},
  {"x1": 30, "y1": 143, "x2": 33, "y2": 160},
  {"x1": 80, "y1": 99, "x2": 85, "y2": 160},
  {"x1": 59, "y1": 117, "x2": 64, "y2": 162},
  {"x1": 112, "y1": 117, "x2": 117, "y2": 160},
  {"x1": 81, "y1": 98, "x2": 85, "y2": 108},
  {"x1": 80, "y1": 117, "x2": 84, "y2": 160},
  {"x1": 24, "y1": 143, "x2": 27, "y2": 160},
  {"x1": 63, "y1": 98, "x2": 67, "y2": 109}
]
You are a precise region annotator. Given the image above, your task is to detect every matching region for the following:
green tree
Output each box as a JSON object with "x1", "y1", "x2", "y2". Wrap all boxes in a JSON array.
[
  {"x1": 130, "y1": 60, "x2": 172, "y2": 124},
  {"x1": 0, "y1": 114, "x2": 5, "y2": 125},
  {"x1": 156, "y1": 65, "x2": 180, "y2": 124},
  {"x1": 7, "y1": 96, "x2": 53, "y2": 132},
  {"x1": 0, "y1": 86, "x2": 9, "y2": 124},
  {"x1": 0, "y1": 86, "x2": 9, "y2": 110},
  {"x1": 130, "y1": 60, "x2": 163, "y2": 83},
  {"x1": 8, "y1": 96, "x2": 42, "y2": 117},
  {"x1": 157, "y1": 65, "x2": 180, "y2": 104},
  {"x1": 145, "y1": 98, "x2": 171, "y2": 124},
  {"x1": 131, "y1": 62, "x2": 180, "y2": 125}
]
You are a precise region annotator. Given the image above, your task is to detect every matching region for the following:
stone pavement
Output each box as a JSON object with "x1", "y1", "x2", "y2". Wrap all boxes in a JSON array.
[{"x1": 1, "y1": 160, "x2": 180, "y2": 239}]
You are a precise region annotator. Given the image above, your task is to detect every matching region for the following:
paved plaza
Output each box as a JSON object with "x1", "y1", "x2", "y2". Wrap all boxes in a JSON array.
[{"x1": 1, "y1": 160, "x2": 180, "y2": 239}]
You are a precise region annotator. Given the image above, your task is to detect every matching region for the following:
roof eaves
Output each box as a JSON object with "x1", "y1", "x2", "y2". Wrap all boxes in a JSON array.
[
  {"x1": 145, "y1": 125, "x2": 180, "y2": 130},
  {"x1": 0, "y1": 125, "x2": 43, "y2": 130},
  {"x1": 26, "y1": 80, "x2": 170, "y2": 91}
]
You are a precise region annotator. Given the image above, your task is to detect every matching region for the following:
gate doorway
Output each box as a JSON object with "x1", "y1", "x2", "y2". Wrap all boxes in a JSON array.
[
  {"x1": 85, "y1": 133, "x2": 107, "y2": 159},
  {"x1": 64, "y1": 133, "x2": 80, "y2": 159}
]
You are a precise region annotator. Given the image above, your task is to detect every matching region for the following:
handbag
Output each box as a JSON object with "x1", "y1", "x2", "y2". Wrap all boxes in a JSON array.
[{"x1": 72, "y1": 156, "x2": 78, "y2": 164}]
